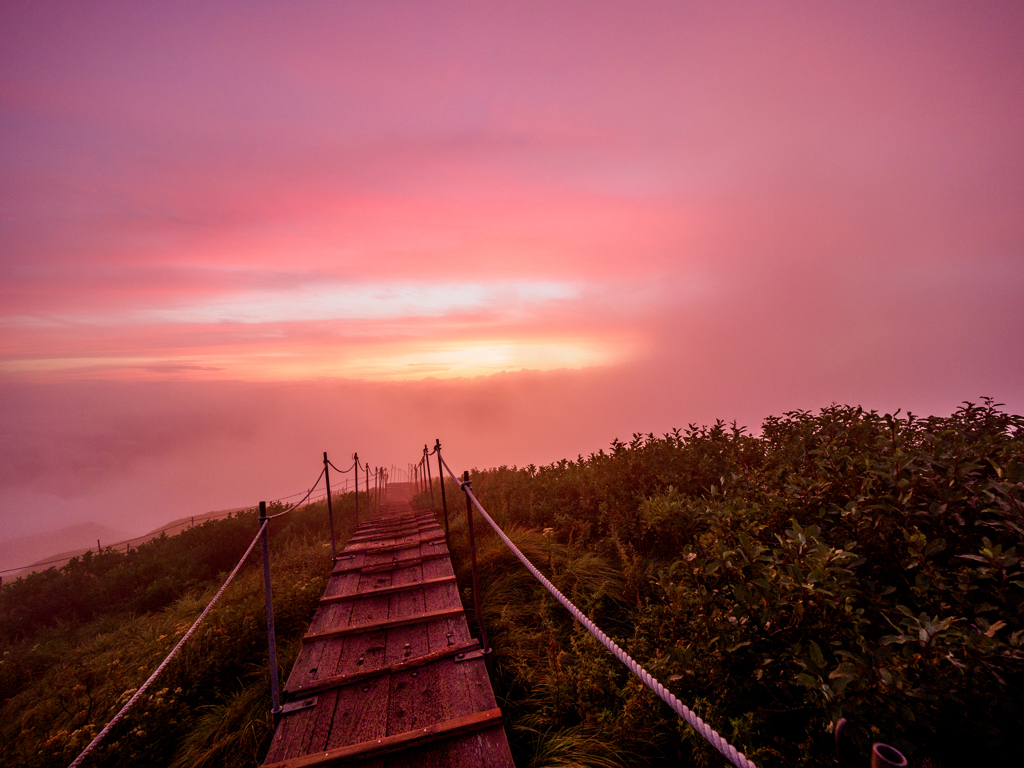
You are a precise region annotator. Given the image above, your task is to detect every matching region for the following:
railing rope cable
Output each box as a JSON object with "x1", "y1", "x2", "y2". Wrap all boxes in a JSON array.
[
  {"x1": 67, "y1": 521, "x2": 268, "y2": 768},
  {"x1": 438, "y1": 457, "x2": 757, "y2": 768},
  {"x1": 266, "y1": 467, "x2": 325, "y2": 518}
]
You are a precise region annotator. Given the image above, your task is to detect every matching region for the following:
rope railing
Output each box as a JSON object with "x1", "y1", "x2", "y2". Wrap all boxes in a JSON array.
[
  {"x1": 437, "y1": 454, "x2": 758, "y2": 768},
  {"x1": 0, "y1": 466, "x2": 369, "y2": 578},
  {"x1": 266, "y1": 467, "x2": 325, "y2": 519},
  {"x1": 67, "y1": 520, "x2": 268, "y2": 768},
  {"x1": 53, "y1": 448, "x2": 370, "y2": 767}
]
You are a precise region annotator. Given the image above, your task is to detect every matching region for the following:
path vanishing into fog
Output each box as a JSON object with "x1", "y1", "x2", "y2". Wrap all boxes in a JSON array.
[{"x1": 261, "y1": 481, "x2": 514, "y2": 768}]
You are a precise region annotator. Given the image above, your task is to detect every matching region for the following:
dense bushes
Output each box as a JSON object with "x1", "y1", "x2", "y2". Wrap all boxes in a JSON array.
[
  {"x1": 0, "y1": 494, "x2": 359, "y2": 768},
  {"x1": 441, "y1": 400, "x2": 1023, "y2": 767}
]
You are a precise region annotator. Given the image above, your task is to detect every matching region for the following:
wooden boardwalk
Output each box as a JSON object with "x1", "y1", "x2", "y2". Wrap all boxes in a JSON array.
[{"x1": 262, "y1": 482, "x2": 515, "y2": 768}]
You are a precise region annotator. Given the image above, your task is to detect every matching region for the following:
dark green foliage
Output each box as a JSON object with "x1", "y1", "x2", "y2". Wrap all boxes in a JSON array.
[
  {"x1": 440, "y1": 400, "x2": 1023, "y2": 767},
  {"x1": 0, "y1": 493, "x2": 359, "y2": 768}
]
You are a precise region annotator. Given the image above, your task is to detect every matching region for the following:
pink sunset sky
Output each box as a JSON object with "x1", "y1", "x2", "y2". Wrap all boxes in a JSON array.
[{"x1": 1, "y1": 1, "x2": 1023, "y2": 549}]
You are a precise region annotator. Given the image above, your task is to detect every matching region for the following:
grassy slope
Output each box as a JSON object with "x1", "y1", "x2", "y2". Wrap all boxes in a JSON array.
[
  {"x1": 0, "y1": 496, "x2": 359, "y2": 768},
  {"x1": 4, "y1": 399, "x2": 1022, "y2": 768}
]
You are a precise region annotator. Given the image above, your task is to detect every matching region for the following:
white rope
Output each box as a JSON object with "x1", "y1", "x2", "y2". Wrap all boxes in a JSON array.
[
  {"x1": 68, "y1": 521, "x2": 268, "y2": 768},
  {"x1": 440, "y1": 460, "x2": 757, "y2": 768}
]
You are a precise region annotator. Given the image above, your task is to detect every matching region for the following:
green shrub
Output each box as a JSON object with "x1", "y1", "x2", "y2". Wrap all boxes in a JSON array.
[{"x1": 435, "y1": 400, "x2": 1023, "y2": 767}]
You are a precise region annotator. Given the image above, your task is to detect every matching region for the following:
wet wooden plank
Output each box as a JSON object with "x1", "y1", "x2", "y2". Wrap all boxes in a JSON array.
[
  {"x1": 303, "y1": 607, "x2": 464, "y2": 642},
  {"x1": 319, "y1": 575, "x2": 456, "y2": 604},
  {"x1": 333, "y1": 553, "x2": 450, "y2": 576},
  {"x1": 285, "y1": 641, "x2": 480, "y2": 697},
  {"x1": 262, "y1": 709, "x2": 504, "y2": 768},
  {"x1": 265, "y1": 484, "x2": 513, "y2": 768}
]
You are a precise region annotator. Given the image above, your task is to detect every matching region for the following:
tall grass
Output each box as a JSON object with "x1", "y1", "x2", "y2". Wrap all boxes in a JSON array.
[{"x1": 0, "y1": 494, "x2": 359, "y2": 768}]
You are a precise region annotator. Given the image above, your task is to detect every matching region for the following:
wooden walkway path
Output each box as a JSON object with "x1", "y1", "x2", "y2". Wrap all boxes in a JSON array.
[{"x1": 262, "y1": 482, "x2": 515, "y2": 767}]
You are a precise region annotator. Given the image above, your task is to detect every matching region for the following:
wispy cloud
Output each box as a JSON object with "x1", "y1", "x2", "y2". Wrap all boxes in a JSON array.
[{"x1": 4, "y1": 280, "x2": 585, "y2": 327}]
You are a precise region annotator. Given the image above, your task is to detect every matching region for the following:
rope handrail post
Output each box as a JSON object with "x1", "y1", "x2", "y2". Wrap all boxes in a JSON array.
[
  {"x1": 259, "y1": 501, "x2": 282, "y2": 718},
  {"x1": 435, "y1": 439, "x2": 449, "y2": 545},
  {"x1": 353, "y1": 453, "x2": 360, "y2": 526},
  {"x1": 424, "y1": 444, "x2": 435, "y2": 510},
  {"x1": 461, "y1": 470, "x2": 490, "y2": 657},
  {"x1": 365, "y1": 460, "x2": 371, "y2": 519},
  {"x1": 323, "y1": 452, "x2": 337, "y2": 560}
]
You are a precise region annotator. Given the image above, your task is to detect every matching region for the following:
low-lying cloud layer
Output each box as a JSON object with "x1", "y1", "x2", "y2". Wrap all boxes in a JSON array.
[{"x1": 1, "y1": 2, "x2": 1022, "y2": 545}]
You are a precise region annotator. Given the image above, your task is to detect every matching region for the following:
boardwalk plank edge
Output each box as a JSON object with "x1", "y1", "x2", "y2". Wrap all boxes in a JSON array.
[
  {"x1": 262, "y1": 708, "x2": 503, "y2": 768},
  {"x1": 348, "y1": 539, "x2": 446, "y2": 556},
  {"x1": 303, "y1": 606, "x2": 465, "y2": 641},
  {"x1": 350, "y1": 518, "x2": 437, "y2": 534},
  {"x1": 346, "y1": 529, "x2": 443, "y2": 545},
  {"x1": 319, "y1": 575, "x2": 456, "y2": 604},
  {"x1": 332, "y1": 553, "x2": 449, "y2": 575},
  {"x1": 284, "y1": 640, "x2": 480, "y2": 697}
]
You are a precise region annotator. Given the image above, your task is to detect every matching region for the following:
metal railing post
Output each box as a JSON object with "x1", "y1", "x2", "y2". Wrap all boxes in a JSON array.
[
  {"x1": 353, "y1": 453, "x2": 360, "y2": 526},
  {"x1": 324, "y1": 452, "x2": 337, "y2": 560},
  {"x1": 259, "y1": 501, "x2": 281, "y2": 717},
  {"x1": 436, "y1": 439, "x2": 449, "y2": 544},
  {"x1": 424, "y1": 445, "x2": 435, "y2": 510},
  {"x1": 462, "y1": 471, "x2": 490, "y2": 655}
]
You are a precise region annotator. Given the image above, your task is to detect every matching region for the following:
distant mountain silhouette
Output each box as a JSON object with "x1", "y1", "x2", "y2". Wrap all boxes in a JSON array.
[
  {"x1": 0, "y1": 522, "x2": 129, "y2": 576},
  {"x1": 0, "y1": 507, "x2": 251, "y2": 579}
]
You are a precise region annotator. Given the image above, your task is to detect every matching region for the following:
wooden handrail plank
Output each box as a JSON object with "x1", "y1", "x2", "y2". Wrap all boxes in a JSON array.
[
  {"x1": 262, "y1": 708, "x2": 503, "y2": 768},
  {"x1": 319, "y1": 575, "x2": 456, "y2": 604},
  {"x1": 303, "y1": 606, "x2": 464, "y2": 642},
  {"x1": 285, "y1": 640, "x2": 480, "y2": 697}
]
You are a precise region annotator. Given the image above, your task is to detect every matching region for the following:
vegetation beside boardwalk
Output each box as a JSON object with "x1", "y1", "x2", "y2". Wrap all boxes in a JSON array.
[
  {"x1": 0, "y1": 497, "x2": 357, "y2": 768},
  {"x1": 2, "y1": 398, "x2": 1021, "y2": 767},
  {"x1": 435, "y1": 399, "x2": 1024, "y2": 767}
]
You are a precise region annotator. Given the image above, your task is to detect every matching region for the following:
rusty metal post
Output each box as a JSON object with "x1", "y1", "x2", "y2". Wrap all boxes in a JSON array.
[
  {"x1": 323, "y1": 452, "x2": 337, "y2": 560},
  {"x1": 871, "y1": 744, "x2": 908, "y2": 768},
  {"x1": 353, "y1": 453, "x2": 360, "y2": 526},
  {"x1": 259, "y1": 501, "x2": 281, "y2": 717},
  {"x1": 424, "y1": 445, "x2": 435, "y2": 510},
  {"x1": 436, "y1": 439, "x2": 449, "y2": 544},
  {"x1": 462, "y1": 471, "x2": 490, "y2": 654}
]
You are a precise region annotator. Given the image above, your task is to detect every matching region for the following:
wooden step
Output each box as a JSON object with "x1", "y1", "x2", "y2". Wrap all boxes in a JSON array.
[
  {"x1": 285, "y1": 640, "x2": 479, "y2": 697},
  {"x1": 261, "y1": 708, "x2": 503, "y2": 768},
  {"x1": 319, "y1": 575, "x2": 456, "y2": 604},
  {"x1": 332, "y1": 552, "x2": 449, "y2": 575},
  {"x1": 303, "y1": 606, "x2": 464, "y2": 642}
]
